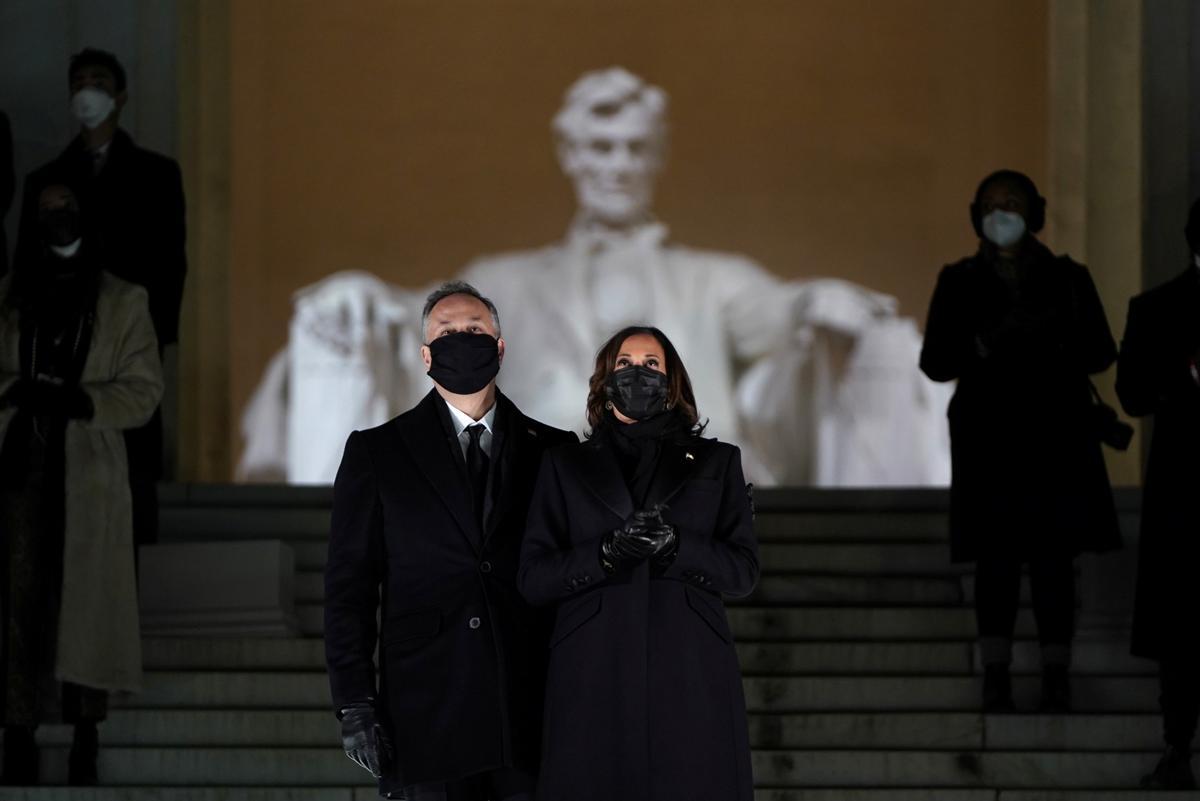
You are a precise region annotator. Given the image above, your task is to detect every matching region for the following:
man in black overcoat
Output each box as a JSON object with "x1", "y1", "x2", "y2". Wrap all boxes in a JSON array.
[
  {"x1": 1117, "y1": 198, "x2": 1200, "y2": 790},
  {"x1": 325, "y1": 281, "x2": 576, "y2": 800},
  {"x1": 12, "y1": 48, "x2": 186, "y2": 551}
]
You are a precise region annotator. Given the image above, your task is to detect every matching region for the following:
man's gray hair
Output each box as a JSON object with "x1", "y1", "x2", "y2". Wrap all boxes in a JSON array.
[
  {"x1": 421, "y1": 281, "x2": 501, "y2": 340},
  {"x1": 552, "y1": 66, "x2": 668, "y2": 147}
]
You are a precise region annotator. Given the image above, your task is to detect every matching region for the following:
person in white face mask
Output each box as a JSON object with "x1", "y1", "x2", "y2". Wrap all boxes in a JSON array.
[
  {"x1": 920, "y1": 169, "x2": 1125, "y2": 716},
  {"x1": 11, "y1": 47, "x2": 187, "y2": 563}
]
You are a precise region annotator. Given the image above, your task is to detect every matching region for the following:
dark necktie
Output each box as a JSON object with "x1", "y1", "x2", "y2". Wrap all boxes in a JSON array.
[{"x1": 465, "y1": 424, "x2": 490, "y2": 528}]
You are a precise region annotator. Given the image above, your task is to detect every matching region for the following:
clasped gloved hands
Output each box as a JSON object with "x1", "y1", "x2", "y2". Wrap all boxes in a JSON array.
[
  {"x1": 0, "y1": 379, "x2": 93, "y2": 420},
  {"x1": 339, "y1": 703, "x2": 393, "y2": 779},
  {"x1": 600, "y1": 505, "x2": 678, "y2": 574}
]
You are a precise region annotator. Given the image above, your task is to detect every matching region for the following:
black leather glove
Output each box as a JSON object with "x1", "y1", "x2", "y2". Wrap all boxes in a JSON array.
[
  {"x1": 626, "y1": 505, "x2": 678, "y2": 571},
  {"x1": 601, "y1": 507, "x2": 679, "y2": 574},
  {"x1": 339, "y1": 703, "x2": 393, "y2": 779},
  {"x1": 0, "y1": 379, "x2": 31, "y2": 410},
  {"x1": 600, "y1": 509, "x2": 661, "y2": 574},
  {"x1": 2, "y1": 379, "x2": 92, "y2": 420},
  {"x1": 647, "y1": 520, "x2": 679, "y2": 571}
]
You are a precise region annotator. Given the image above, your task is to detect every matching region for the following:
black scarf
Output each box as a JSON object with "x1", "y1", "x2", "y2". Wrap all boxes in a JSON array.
[
  {"x1": 598, "y1": 410, "x2": 688, "y2": 508},
  {"x1": 0, "y1": 253, "x2": 99, "y2": 486}
]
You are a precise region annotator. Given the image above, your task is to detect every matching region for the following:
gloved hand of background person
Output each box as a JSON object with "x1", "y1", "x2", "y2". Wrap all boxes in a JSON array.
[
  {"x1": 339, "y1": 703, "x2": 393, "y2": 779},
  {"x1": 0, "y1": 379, "x2": 92, "y2": 419}
]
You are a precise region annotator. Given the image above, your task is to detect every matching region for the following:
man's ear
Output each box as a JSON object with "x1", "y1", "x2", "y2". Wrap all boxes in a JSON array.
[
  {"x1": 115, "y1": 90, "x2": 129, "y2": 114},
  {"x1": 420, "y1": 344, "x2": 432, "y2": 371},
  {"x1": 496, "y1": 338, "x2": 506, "y2": 365}
]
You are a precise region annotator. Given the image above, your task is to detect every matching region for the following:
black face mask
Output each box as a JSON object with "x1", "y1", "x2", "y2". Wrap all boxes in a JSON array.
[
  {"x1": 427, "y1": 332, "x2": 501, "y2": 395},
  {"x1": 605, "y1": 365, "x2": 669, "y2": 421},
  {"x1": 39, "y1": 207, "x2": 82, "y2": 248}
]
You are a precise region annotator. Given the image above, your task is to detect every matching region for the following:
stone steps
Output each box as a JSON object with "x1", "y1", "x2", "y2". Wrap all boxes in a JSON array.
[
  {"x1": 0, "y1": 791, "x2": 366, "y2": 801},
  {"x1": 28, "y1": 711, "x2": 1163, "y2": 751},
  {"x1": 142, "y1": 638, "x2": 326, "y2": 670},
  {"x1": 755, "y1": 792, "x2": 1192, "y2": 801},
  {"x1": 748, "y1": 713, "x2": 1166, "y2": 751},
  {"x1": 136, "y1": 637, "x2": 1151, "y2": 676},
  {"x1": 27, "y1": 710, "x2": 1165, "y2": 752},
  {"x1": 750, "y1": 750, "x2": 1161, "y2": 788},
  {"x1": 124, "y1": 485, "x2": 1159, "y2": 795},
  {"x1": 2, "y1": 790, "x2": 1190, "y2": 801},
  {"x1": 111, "y1": 671, "x2": 1158, "y2": 712},
  {"x1": 2, "y1": 747, "x2": 1168, "y2": 788}
]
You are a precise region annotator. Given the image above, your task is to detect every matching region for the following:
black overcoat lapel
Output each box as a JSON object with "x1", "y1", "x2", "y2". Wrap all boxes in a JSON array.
[
  {"x1": 396, "y1": 390, "x2": 481, "y2": 553},
  {"x1": 481, "y1": 394, "x2": 516, "y2": 545},
  {"x1": 645, "y1": 438, "x2": 708, "y2": 509},
  {"x1": 567, "y1": 440, "x2": 635, "y2": 522}
]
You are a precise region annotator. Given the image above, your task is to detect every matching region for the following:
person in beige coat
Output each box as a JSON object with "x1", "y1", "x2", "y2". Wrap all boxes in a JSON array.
[{"x1": 0, "y1": 184, "x2": 161, "y2": 785}]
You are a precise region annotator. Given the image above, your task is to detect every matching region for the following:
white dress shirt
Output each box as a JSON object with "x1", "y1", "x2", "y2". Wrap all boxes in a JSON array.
[{"x1": 444, "y1": 399, "x2": 497, "y2": 460}]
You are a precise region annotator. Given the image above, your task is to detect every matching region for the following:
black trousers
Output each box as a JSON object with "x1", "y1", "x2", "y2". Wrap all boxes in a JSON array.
[
  {"x1": 975, "y1": 557, "x2": 1075, "y2": 654},
  {"x1": 400, "y1": 767, "x2": 534, "y2": 801},
  {"x1": 1161, "y1": 655, "x2": 1200, "y2": 751}
]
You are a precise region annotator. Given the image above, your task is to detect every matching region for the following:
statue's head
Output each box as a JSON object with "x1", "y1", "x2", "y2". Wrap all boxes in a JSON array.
[{"x1": 553, "y1": 67, "x2": 668, "y2": 226}]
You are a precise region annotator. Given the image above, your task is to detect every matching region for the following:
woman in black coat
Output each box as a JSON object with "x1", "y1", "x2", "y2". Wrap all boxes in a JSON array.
[
  {"x1": 919, "y1": 170, "x2": 1121, "y2": 713},
  {"x1": 518, "y1": 325, "x2": 759, "y2": 801}
]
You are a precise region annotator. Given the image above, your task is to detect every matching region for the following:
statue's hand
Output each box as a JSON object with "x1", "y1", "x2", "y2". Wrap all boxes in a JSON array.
[
  {"x1": 292, "y1": 271, "x2": 409, "y2": 357},
  {"x1": 795, "y1": 279, "x2": 897, "y2": 337}
]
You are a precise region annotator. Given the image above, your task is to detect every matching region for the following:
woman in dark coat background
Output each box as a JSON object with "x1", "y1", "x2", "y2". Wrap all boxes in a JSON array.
[
  {"x1": 919, "y1": 170, "x2": 1121, "y2": 713},
  {"x1": 519, "y1": 325, "x2": 759, "y2": 801}
]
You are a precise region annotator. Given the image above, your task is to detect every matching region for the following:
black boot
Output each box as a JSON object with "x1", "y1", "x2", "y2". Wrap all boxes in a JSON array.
[
  {"x1": 67, "y1": 722, "x2": 98, "y2": 786},
  {"x1": 982, "y1": 664, "x2": 1016, "y2": 713},
  {"x1": 1140, "y1": 745, "x2": 1196, "y2": 790},
  {"x1": 1, "y1": 725, "x2": 39, "y2": 785},
  {"x1": 1039, "y1": 664, "x2": 1072, "y2": 713}
]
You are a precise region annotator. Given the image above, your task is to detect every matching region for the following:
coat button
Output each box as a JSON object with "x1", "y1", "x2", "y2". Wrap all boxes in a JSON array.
[
  {"x1": 480, "y1": 561, "x2": 493, "y2": 574},
  {"x1": 468, "y1": 616, "x2": 482, "y2": 630}
]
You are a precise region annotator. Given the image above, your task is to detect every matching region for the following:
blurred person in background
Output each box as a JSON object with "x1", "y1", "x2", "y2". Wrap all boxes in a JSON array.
[
  {"x1": 0, "y1": 183, "x2": 161, "y2": 785},
  {"x1": 1116, "y1": 197, "x2": 1200, "y2": 791},
  {"x1": 920, "y1": 170, "x2": 1122, "y2": 714},
  {"x1": 13, "y1": 47, "x2": 186, "y2": 559}
]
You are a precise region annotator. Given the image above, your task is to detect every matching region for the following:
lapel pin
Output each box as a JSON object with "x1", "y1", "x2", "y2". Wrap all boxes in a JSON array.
[{"x1": 685, "y1": 452, "x2": 695, "y2": 461}]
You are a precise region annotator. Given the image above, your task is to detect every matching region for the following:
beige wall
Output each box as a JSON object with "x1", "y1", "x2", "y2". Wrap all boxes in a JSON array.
[{"x1": 212, "y1": 0, "x2": 1049, "y2": 478}]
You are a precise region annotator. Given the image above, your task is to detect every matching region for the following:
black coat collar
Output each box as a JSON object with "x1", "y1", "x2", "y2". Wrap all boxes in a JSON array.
[
  {"x1": 397, "y1": 390, "x2": 478, "y2": 550},
  {"x1": 62, "y1": 128, "x2": 135, "y2": 165},
  {"x1": 1170, "y1": 264, "x2": 1200, "y2": 293},
  {"x1": 570, "y1": 433, "x2": 711, "y2": 521},
  {"x1": 395, "y1": 388, "x2": 533, "y2": 551}
]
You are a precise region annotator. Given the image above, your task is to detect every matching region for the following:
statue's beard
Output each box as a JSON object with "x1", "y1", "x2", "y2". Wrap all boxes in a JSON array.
[
  {"x1": 573, "y1": 177, "x2": 655, "y2": 228},
  {"x1": 577, "y1": 191, "x2": 653, "y2": 227}
]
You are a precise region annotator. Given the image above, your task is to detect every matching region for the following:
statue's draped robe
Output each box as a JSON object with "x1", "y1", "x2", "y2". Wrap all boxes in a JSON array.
[{"x1": 239, "y1": 223, "x2": 951, "y2": 486}]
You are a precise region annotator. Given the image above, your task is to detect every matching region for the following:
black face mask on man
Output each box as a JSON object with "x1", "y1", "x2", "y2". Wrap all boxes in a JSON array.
[
  {"x1": 605, "y1": 365, "x2": 669, "y2": 421},
  {"x1": 426, "y1": 332, "x2": 501, "y2": 395}
]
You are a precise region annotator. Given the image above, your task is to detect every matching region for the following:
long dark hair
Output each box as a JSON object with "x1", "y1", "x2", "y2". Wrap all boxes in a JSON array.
[{"x1": 586, "y1": 325, "x2": 703, "y2": 433}]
